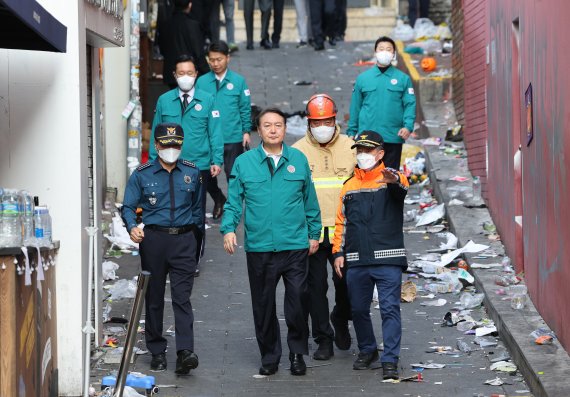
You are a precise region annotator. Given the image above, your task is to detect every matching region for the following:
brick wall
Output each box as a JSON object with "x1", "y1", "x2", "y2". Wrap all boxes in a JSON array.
[
  {"x1": 461, "y1": 0, "x2": 488, "y2": 190},
  {"x1": 450, "y1": 0, "x2": 464, "y2": 126}
]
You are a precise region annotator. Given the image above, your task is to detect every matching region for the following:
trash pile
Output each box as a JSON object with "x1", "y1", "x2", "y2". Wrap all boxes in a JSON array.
[
  {"x1": 400, "y1": 143, "x2": 428, "y2": 185},
  {"x1": 397, "y1": 169, "x2": 531, "y2": 390}
]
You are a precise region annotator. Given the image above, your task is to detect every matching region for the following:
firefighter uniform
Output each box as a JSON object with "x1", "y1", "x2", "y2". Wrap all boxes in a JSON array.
[
  {"x1": 292, "y1": 124, "x2": 355, "y2": 352},
  {"x1": 221, "y1": 143, "x2": 321, "y2": 367}
]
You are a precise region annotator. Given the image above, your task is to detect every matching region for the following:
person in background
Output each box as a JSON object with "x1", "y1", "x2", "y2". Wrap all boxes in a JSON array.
[
  {"x1": 159, "y1": 0, "x2": 209, "y2": 89},
  {"x1": 332, "y1": 131, "x2": 409, "y2": 380},
  {"x1": 149, "y1": 55, "x2": 224, "y2": 265},
  {"x1": 196, "y1": 41, "x2": 252, "y2": 220},
  {"x1": 347, "y1": 36, "x2": 416, "y2": 170},
  {"x1": 122, "y1": 123, "x2": 203, "y2": 375},
  {"x1": 293, "y1": 0, "x2": 311, "y2": 48},
  {"x1": 408, "y1": 0, "x2": 430, "y2": 28},
  {"x1": 308, "y1": 0, "x2": 337, "y2": 51},
  {"x1": 221, "y1": 108, "x2": 321, "y2": 377},
  {"x1": 260, "y1": 0, "x2": 285, "y2": 49},
  {"x1": 292, "y1": 94, "x2": 355, "y2": 360}
]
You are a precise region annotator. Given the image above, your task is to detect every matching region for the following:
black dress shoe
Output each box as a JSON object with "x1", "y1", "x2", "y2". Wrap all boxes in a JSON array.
[
  {"x1": 382, "y1": 362, "x2": 399, "y2": 380},
  {"x1": 246, "y1": 42, "x2": 254, "y2": 50},
  {"x1": 289, "y1": 353, "x2": 306, "y2": 376},
  {"x1": 353, "y1": 350, "x2": 379, "y2": 370},
  {"x1": 260, "y1": 39, "x2": 272, "y2": 50},
  {"x1": 272, "y1": 41, "x2": 280, "y2": 49},
  {"x1": 212, "y1": 197, "x2": 226, "y2": 220},
  {"x1": 313, "y1": 340, "x2": 334, "y2": 360},
  {"x1": 259, "y1": 363, "x2": 279, "y2": 375},
  {"x1": 331, "y1": 313, "x2": 351, "y2": 350},
  {"x1": 175, "y1": 350, "x2": 199, "y2": 375},
  {"x1": 314, "y1": 42, "x2": 325, "y2": 51},
  {"x1": 328, "y1": 37, "x2": 337, "y2": 46},
  {"x1": 150, "y1": 353, "x2": 167, "y2": 372}
]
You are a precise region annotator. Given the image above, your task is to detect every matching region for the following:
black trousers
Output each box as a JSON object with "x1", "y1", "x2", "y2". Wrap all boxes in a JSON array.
[
  {"x1": 243, "y1": 0, "x2": 255, "y2": 45},
  {"x1": 382, "y1": 142, "x2": 403, "y2": 170},
  {"x1": 140, "y1": 228, "x2": 198, "y2": 354},
  {"x1": 208, "y1": 142, "x2": 244, "y2": 197},
  {"x1": 308, "y1": 0, "x2": 336, "y2": 45},
  {"x1": 408, "y1": 0, "x2": 430, "y2": 28},
  {"x1": 308, "y1": 232, "x2": 335, "y2": 344},
  {"x1": 334, "y1": 0, "x2": 347, "y2": 37},
  {"x1": 246, "y1": 249, "x2": 310, "y2": 365},
  {"x1": 260, "y1": 0, "x2": 284, "y2": 44}
]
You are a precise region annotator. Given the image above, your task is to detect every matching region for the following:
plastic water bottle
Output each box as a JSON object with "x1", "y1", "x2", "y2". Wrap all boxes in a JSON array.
[
  {"x1": 34, "y1": 207, "x2": 47, "y2": 247},
  {"x1": 20, "y1": 190, "x2": 35, "y2": 246},
  {"x1": 1, "y1": 189, "x2": 22, "y2": 247},
  {"x1": 472, "y1": 176, "x2": 481, "y2": 201},
  {"x1": 43, "y1": 207, "x2": 53, "y2": 244}
]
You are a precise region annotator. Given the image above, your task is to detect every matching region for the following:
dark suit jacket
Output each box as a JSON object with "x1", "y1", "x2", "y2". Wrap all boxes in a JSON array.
[{"x1": 158, "y1": 10, "x2": 210, "y2": 87}]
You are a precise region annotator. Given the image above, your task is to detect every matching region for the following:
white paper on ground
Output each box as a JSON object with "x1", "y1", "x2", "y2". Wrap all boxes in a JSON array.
[
  {"x1": 416, "y1": 203, "x2": 445, "y2": 227},
  {"x1": 439, "y1": 240, "x2": 489, "y2": 266}
]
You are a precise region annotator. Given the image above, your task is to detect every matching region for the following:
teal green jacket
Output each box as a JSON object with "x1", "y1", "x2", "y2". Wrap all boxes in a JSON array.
[
  {"x1": 149, "y1": 88, "x2": 223, "y2": 170},
  {"x1": 347, "y1": 66, "x2": 416, "y2": 143},
  {"x1": 195, "y1": 69, "x2": 252, "y2": 144},
  {"x1": 220, "y1": 144, "x2": 322, "y2": 252}
]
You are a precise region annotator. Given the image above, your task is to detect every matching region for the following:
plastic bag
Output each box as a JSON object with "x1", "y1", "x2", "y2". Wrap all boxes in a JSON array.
[
  {"x1": 104, "y1": 214, "x2": 139, "y2": 250},
  {"x1": 108, "y1": 278, "x2": 137, "y2": 300},
  {"x1": 102, "y1": 260, "x2": 120, "y2": 281},
  {"x1": 460, "y1": 292, "x2": 485, "y2": 308},
  {"x1": 123, "y1": 387, "x2": 146, "y2": 397},
  {"x1": 392, "y1": 20, "x2": 415, "y2": 42},
  {"x1": 414, "y1": 18, "x2": 437, "y2": 39},
  {"x1": 286, "y1": 115, "x2": 308, "y2": 137},
  {"x1": 530, "y1": 328, "x2": 556, "y2": 345},
  {"x1": 435, "y1": 23, "x2": 452, "y2": 40}
]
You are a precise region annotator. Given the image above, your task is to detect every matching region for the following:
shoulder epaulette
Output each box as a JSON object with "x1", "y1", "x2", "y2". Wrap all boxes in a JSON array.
[
  {"x1": 182, "y1": 160, "x2": 197, "y2": 168},
  {"x1": 137, "y1": 162, "x2": 152, "y2": 171}
]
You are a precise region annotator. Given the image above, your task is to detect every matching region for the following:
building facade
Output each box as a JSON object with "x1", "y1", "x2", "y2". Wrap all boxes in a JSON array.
[
  {"x1": 453, "y1": 0, "x2": 570, "y2": 350},
  {"x1": 0, "y1": 0, "x2": 124, "y2": 394}
]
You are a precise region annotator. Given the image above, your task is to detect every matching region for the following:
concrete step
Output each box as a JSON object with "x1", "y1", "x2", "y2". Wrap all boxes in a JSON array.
[{"x1": 224, "y1": 7, "x2": 397, "y2": 43}]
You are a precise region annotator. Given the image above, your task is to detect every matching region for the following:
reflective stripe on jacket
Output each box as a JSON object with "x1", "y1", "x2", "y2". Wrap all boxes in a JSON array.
[{"x1": 332, "y1": 162, "x2": 409, "y2": 267}]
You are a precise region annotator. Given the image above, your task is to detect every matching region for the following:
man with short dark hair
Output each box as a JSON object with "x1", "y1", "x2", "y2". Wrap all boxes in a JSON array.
[
  {"x1": 347, "y1": 36, "x2": 416, "y2": 170},
  {"x1": 195, "y1": 40, "x2": 252, "y2": 219},
  {"x1": 150, "y1": 55, "x2": 224, "y2": 261},
  {"x1": 122, "y1": 123, "x2": 203, "y2": 375},
  {"x1": 221, "y1": 108, "x2": 322, "y2": 376}
]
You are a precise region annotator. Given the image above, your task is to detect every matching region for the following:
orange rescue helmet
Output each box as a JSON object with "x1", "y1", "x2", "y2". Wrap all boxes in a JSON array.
[{"x1": 306, "y1": 94, "x2": 337, "y2": 120}]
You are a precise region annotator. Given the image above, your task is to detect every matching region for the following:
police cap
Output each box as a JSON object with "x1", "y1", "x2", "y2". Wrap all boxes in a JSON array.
[
  {"x1": 155, "y1": 123, "x2": 184, "y2": 146},
  {"x1": 351, "y1": 130, "x2": 384, "y2": 149}
]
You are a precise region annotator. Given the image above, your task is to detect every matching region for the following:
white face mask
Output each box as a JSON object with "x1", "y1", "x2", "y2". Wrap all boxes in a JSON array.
[
  {"x1": 176, "y1": 75, "x2": 195, "y2": 92},
  {"x1": 375, "y1": 51, "x2": 394, "y2": 66},
  {"x1": 310, "y1": 125, "x2": 335, "y2": 144},
  {"x1": 157, "y1": 147, "x2": 181, "y2": 164},
  {"x1": 356, "y1": 152, "x2": 378, "y2": 170}
]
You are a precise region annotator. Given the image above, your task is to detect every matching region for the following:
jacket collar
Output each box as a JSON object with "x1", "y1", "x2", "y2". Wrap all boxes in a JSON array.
[
  {"x1": 151, "y1": 158, "x2": 181, "y2": 174},
  {"x1": 168, "y1": 87, "x2": 206, "y2": 103},
  {"x1": 255, "y1": 142, "x2": 290, "y2": 164},
  {"x1": 372, "y1": 65, "x2": 395, "y2": 77}
]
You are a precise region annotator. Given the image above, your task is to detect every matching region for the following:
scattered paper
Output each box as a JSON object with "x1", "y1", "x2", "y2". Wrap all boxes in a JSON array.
[
  {"x1": 416, "y1": 204, "x2": 445, "y2": 227},
  {"x1": 476, "y1": 325, "x2": 497, "y2": 337},
  {"x1": 484, "y1": 377, "x2": 504, "y2": 386},
  {"x1": 440, "y1": 240, "x2": 489, "y2": 266},
  {"x1": 421, "y1": 298, "x2": 447, "y2": 307},
  {"x1": 401, "y1": 280, "x2": 417, "y2": 302},
  {"x1": 490, "y1": 361, "x2": 517, "y2": 372},
  {"x1": 411, "y1": 363, "x2": 446, "y2": 369}
]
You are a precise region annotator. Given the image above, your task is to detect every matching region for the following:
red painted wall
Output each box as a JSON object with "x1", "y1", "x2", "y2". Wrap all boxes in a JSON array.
[
  {"x1": 466, "y1": 0, "x2": 570, "y2": 350},
  {"x1": 462, "y1": 0, "x2": 488, "y2": 192}
]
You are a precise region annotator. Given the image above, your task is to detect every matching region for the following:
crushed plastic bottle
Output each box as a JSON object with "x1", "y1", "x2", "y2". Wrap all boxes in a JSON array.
[
  {"x1": 460, "y1": 292, "x2": 485, "y2": 308},
  {"x1": 457, "y1": 321, "x2": 476, "y2": 332},
  {"x1": 456, "y1": 339, "x2": 472, "y2": 353}
]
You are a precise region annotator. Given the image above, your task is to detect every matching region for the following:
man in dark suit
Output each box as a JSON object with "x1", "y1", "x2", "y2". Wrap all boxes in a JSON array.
[
  {"x1": 159, "y1": 0, "x2": 210, "y2": 89},
  {"x1": 244, "y1": 0, "x2": 284, "y2": 50}
]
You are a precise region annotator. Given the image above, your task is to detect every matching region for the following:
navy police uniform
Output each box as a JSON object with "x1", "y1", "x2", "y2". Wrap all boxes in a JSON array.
[{"x1": 122, "y1": 124, "x2": 204, "y2": 358}]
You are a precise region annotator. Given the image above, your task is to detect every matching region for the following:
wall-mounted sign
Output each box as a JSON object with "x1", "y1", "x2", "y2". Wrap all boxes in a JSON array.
[
  {"x1": 525, "y1": 83, "x2": 533, "y2": 146},
  {"x1": 85, "y1": 0, "x2": 123, "y2": 19}
]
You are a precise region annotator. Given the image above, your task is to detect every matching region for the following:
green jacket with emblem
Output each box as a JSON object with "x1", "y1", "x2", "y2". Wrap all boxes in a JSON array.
[
  {"x1": 195, "y1": 69, "x2": 252, "y2": 144},
  {"x1": 347, "y1": 65, "x2": 416, "y2": 143},
  {"x1": 149, "y1": 87, "x2": 223, "y2": 170},
  {"x1": 220, "y1": 144, "x2": 322, "y2": 252}
]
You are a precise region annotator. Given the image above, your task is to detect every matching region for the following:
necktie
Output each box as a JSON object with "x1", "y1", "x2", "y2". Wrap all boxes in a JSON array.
[
  {"x1": 182, "y1": 93, "x2": 189, "y2": 111},
  {"x1": 215, "y1": 79, "x2": 220, "y2": 91}
]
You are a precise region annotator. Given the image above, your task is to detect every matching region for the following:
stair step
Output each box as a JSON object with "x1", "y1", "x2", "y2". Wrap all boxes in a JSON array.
[{"x1": 227, "y1": 8, "x2": 397, "y2": 43}]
